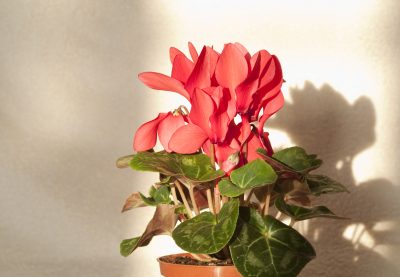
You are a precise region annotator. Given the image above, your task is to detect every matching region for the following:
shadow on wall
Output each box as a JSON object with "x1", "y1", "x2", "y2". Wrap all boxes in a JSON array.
[{"x1": 269, "y1": 82, "x2": 400, "y2": 277}]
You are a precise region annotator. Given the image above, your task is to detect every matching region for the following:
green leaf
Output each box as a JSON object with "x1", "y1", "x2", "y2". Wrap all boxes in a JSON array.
[
  {"x1": 120, "y1": 237, "x2": 140, "y2": 257},
  {"x1": 120, "y1": 204, "x2": 177, "y2": 257},
  {"x1": 139, "y1": 186, "x2": 171, "y2": 206},
  {"x1": 306, "y1": 174, "x2": 349, "y2": 196},
  {"x1": 116, "y1": 154, "x2": 135, "y2": 168},
  {"x1": 139, "y1": 193, "x2": 157, "y2": 206},
  {"x1": 121, "y1": 192, "x2": 147, "y2": 212},
  {"x1": 152, "y1": 186, "x2": 171, "y2": 204},
  {"x1": 230, "y1": 207, "x2": 316, "y2": 277},
  {"x1": 174, "y1": 205, "x2": 187, "y2": 215},
  {"x1": 172, "y1": 198, "x2": 240, "y2": 254},
  {"x1": 275, "y1": 179, "x2": 312, "y2": 207},
  {"x1": 272, "y1": 147, "x2": 322, "y2": 173},
  {"x1": 178, "y1": 154, "x2": 225, "y2": 182},
  {"x1": 130, "y1": 151, "x2": 180, "y2": 175},
  {"x1": 275, "y1": 196, "x2": 347, "y2": 221},
  {"x1": 230, "y1": 159, "x2": 277, "y2": 190},
  {"x1": 158, "y1": 174, "x2": 173, "y2": 185},
  {"x1": 130, "y1": 151, "x2": 225, "y2": 183},
  {"x1": 219, "y1": 178, "x2": 246, "y2": 197}
]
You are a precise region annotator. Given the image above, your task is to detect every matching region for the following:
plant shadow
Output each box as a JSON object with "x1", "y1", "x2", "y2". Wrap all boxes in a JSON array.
[{"x1": 268, "y1": 82, "x2": 400, "y2": 276}]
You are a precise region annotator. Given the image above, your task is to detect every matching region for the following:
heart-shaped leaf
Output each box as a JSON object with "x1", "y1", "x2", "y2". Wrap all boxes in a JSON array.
[
  {"x1": 230, "y1": 207, "x2": 316, "y2": 277},
  {"x1": 130, "y1": 151, "x2": 225, "y2": 183},
  {"x1": 172, "y1": 198, "x2": 239, "y2": 254},
  {"x1": 120, "y1": 204, "x2": 177, "y2": 257},
  {"x1": 121, "y1": 192, "x2": 147, "y2": 212},
  {"x1": 219, "y1": 178, "x2": 246, "y2": 197},
  {"x1": 306, "y1": 174, "x2": 349, "y2": 196},
  {"x1": 230, "y1": 159, "x2": 277, "y2": 190},
  {"x1": 275, "y1": 196, "x2": 347, "y2": 221},
  {"x1": 178, "y1": 154, "x2": 225, "y2": 182},
  {"x1": 272, "y1": 147, "x2": 322, "y2": 173}
]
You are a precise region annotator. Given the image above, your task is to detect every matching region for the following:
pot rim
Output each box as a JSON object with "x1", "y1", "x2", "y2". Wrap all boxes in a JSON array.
[{"x1": 157, "y1": 253, "x2": 237, "y2": 269}]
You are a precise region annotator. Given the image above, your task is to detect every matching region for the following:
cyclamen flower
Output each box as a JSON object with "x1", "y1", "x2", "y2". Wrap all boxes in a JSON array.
[
  {"x1": 133, "y1": 111, "x2": 185, "y2": 152},
  {"x1": 134, "y1": 42, "x2": 284, "y2": 171}
]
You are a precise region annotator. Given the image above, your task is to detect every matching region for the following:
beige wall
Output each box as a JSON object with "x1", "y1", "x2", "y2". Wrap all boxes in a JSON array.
[{"x1": 1, "y1": 1, "x2": 399, "y2": 276}]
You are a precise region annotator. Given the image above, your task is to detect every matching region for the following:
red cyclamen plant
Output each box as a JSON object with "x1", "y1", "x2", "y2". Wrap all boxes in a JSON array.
[
  {"x1": 117, "y1": 42, "x2": 348, "y2": 277},
  {"x1": 134, "y1": 42, "x2": 283, "y2": 171}
]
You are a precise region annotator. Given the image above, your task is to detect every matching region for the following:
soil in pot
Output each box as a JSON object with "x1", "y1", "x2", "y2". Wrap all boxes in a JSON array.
[{"x1": 158, "y1": 253, "x2": 242, "y2": 277}]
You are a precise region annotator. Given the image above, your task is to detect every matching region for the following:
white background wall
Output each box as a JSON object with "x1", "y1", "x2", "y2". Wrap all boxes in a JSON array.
[{"x1": 1, "y1": 1, "x2": 399, "y2": 276}]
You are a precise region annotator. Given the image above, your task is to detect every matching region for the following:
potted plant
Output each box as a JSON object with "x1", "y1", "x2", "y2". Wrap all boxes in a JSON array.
[{"x1": 117, "y1": 42, "x2": 348, "y2": 277}]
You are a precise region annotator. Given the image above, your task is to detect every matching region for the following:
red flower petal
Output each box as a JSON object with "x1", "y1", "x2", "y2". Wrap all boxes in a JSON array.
[
  {"x1": 157, "y1": 113, "x2": 186, "y2": 152},
  {"x1": 215, "y1": 142, "x2": 241, "y2": 172},
  {"x1": 171, "y1": 54, "x2": 194, "y2": 84},
  {"x1": 201, "y1": 86, "x2": 231, "y2": 142},
  {"x1": 185, "y1": 46, "x2": 212, "y2": 96},
  {"x1": 133, "y1": 113, "x2": 168, "y2": 151},
  {"x1": 258, "y1": 90, "x2": 284, "y2": 133},
  {"x1": 251, "y1": 50, "x2": 272, "y2": 81},
  {"x1": 138, "y1": 72, "x2": 190, "y2": 100},
  {"x1": 170, "y1": 47, "x2": 185, "y2": 64},
  {"x1": 168, "y1": 124, "x2": 208, "y2": 154},
  {"x1": 235, "y1": 53, "x2": 262, "y2": 113},
  {"x1": 236, "y1": 79, "x2": 259, "y2": 113},
  {"x1": 259, "y1": 54, "x2": 280, "y2": 88},
  {"x1": 248, "y1": 56, "x2": 283, "y2": 120},
  {"x1": 203, "y1": 86, "x2": 222, "y2": 107},
  {"x1": 210, "y1": 110, "x2": 230, "y2": 143},
  {"x1": 238, "y1": 115, "x2": 251, "y2": 144},
  {"x1": 209, "y1": 47, "x2": 220, "y2": 79},
  {"x1": 215, "y1": 43, "x2": 249, "y2": 90},
  {"x1": 261, "y1": 132, "x2": 273, "y2": 156},
  {"x1": 234, "y1": 42, "x2": 251, "y2": 62},
  {"x1": 189, "y1": 88, "x2": 215, "y2": 138},
  {"x1": 247, "y1": 130, "x2": 264, "y2": 162},
  {"x1": 188, "y1": 42, "x2": 198, "y2": 63},
  {"x1": 202, "y1": 139, "x2": 212, "y2": 157}
]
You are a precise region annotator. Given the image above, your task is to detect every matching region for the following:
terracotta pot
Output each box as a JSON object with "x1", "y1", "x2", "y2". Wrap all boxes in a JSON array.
[{"x1": 158, "y1": 253, "x2": 242, "y2": 277}]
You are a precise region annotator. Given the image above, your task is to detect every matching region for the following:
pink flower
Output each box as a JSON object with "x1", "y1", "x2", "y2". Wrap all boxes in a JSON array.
[
  {"x1": 168, "y1": 86, "x2": 231, "y2": 154},
  {"x1": 133, "y1": 111, "x2": 185, "y2": 152},
  {"x1": 133, "y1": 42, "x2": 285, "y2": 171}
]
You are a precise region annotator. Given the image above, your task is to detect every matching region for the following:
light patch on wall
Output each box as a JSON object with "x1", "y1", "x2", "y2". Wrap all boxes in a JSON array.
[
  {"x1": 268, "y1": 129, "x2": 293, "y2": 150},
  {"x1": 352, "y1": 149, "x2": 379, "y2": 185},
  {"x1": 343, "y1": 223, "x2": 374, "y2": 249},
  {"x1": 342, "y1": 222, "x2": 393, "y2": 260}
]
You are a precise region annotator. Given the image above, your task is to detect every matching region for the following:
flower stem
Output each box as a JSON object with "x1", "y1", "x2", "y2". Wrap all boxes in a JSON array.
[
  {"x1": 209, "y1": 143, "x2": 216, "y2": 169},
  {"x1": 214, "y1": 186, "x2": 221, "y2": 214},
  {"x1": 206, "y1": 188, "x2": 215, "y2": 214},
  {"x1": 189, "y1": 184, "x2": 200, "y2": 215},
  {"x1": 174, "y1": 180, "x2": 193, "y2": 219},
  {"x1": 245, "y1": 189, "x2": 254, "y2": 205},
  {"x1": 262, "y1": 185, "x2": 272, "y2": 216},
  {"x1": 171, "y1": 185, "x2": 179, "y2": 206},
  {"x1": 190, "y1": 253, "x2": 216, "y2": 262},
  {"x1": 243, "y1": 142, "x2": 248, "y2": 161}
]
